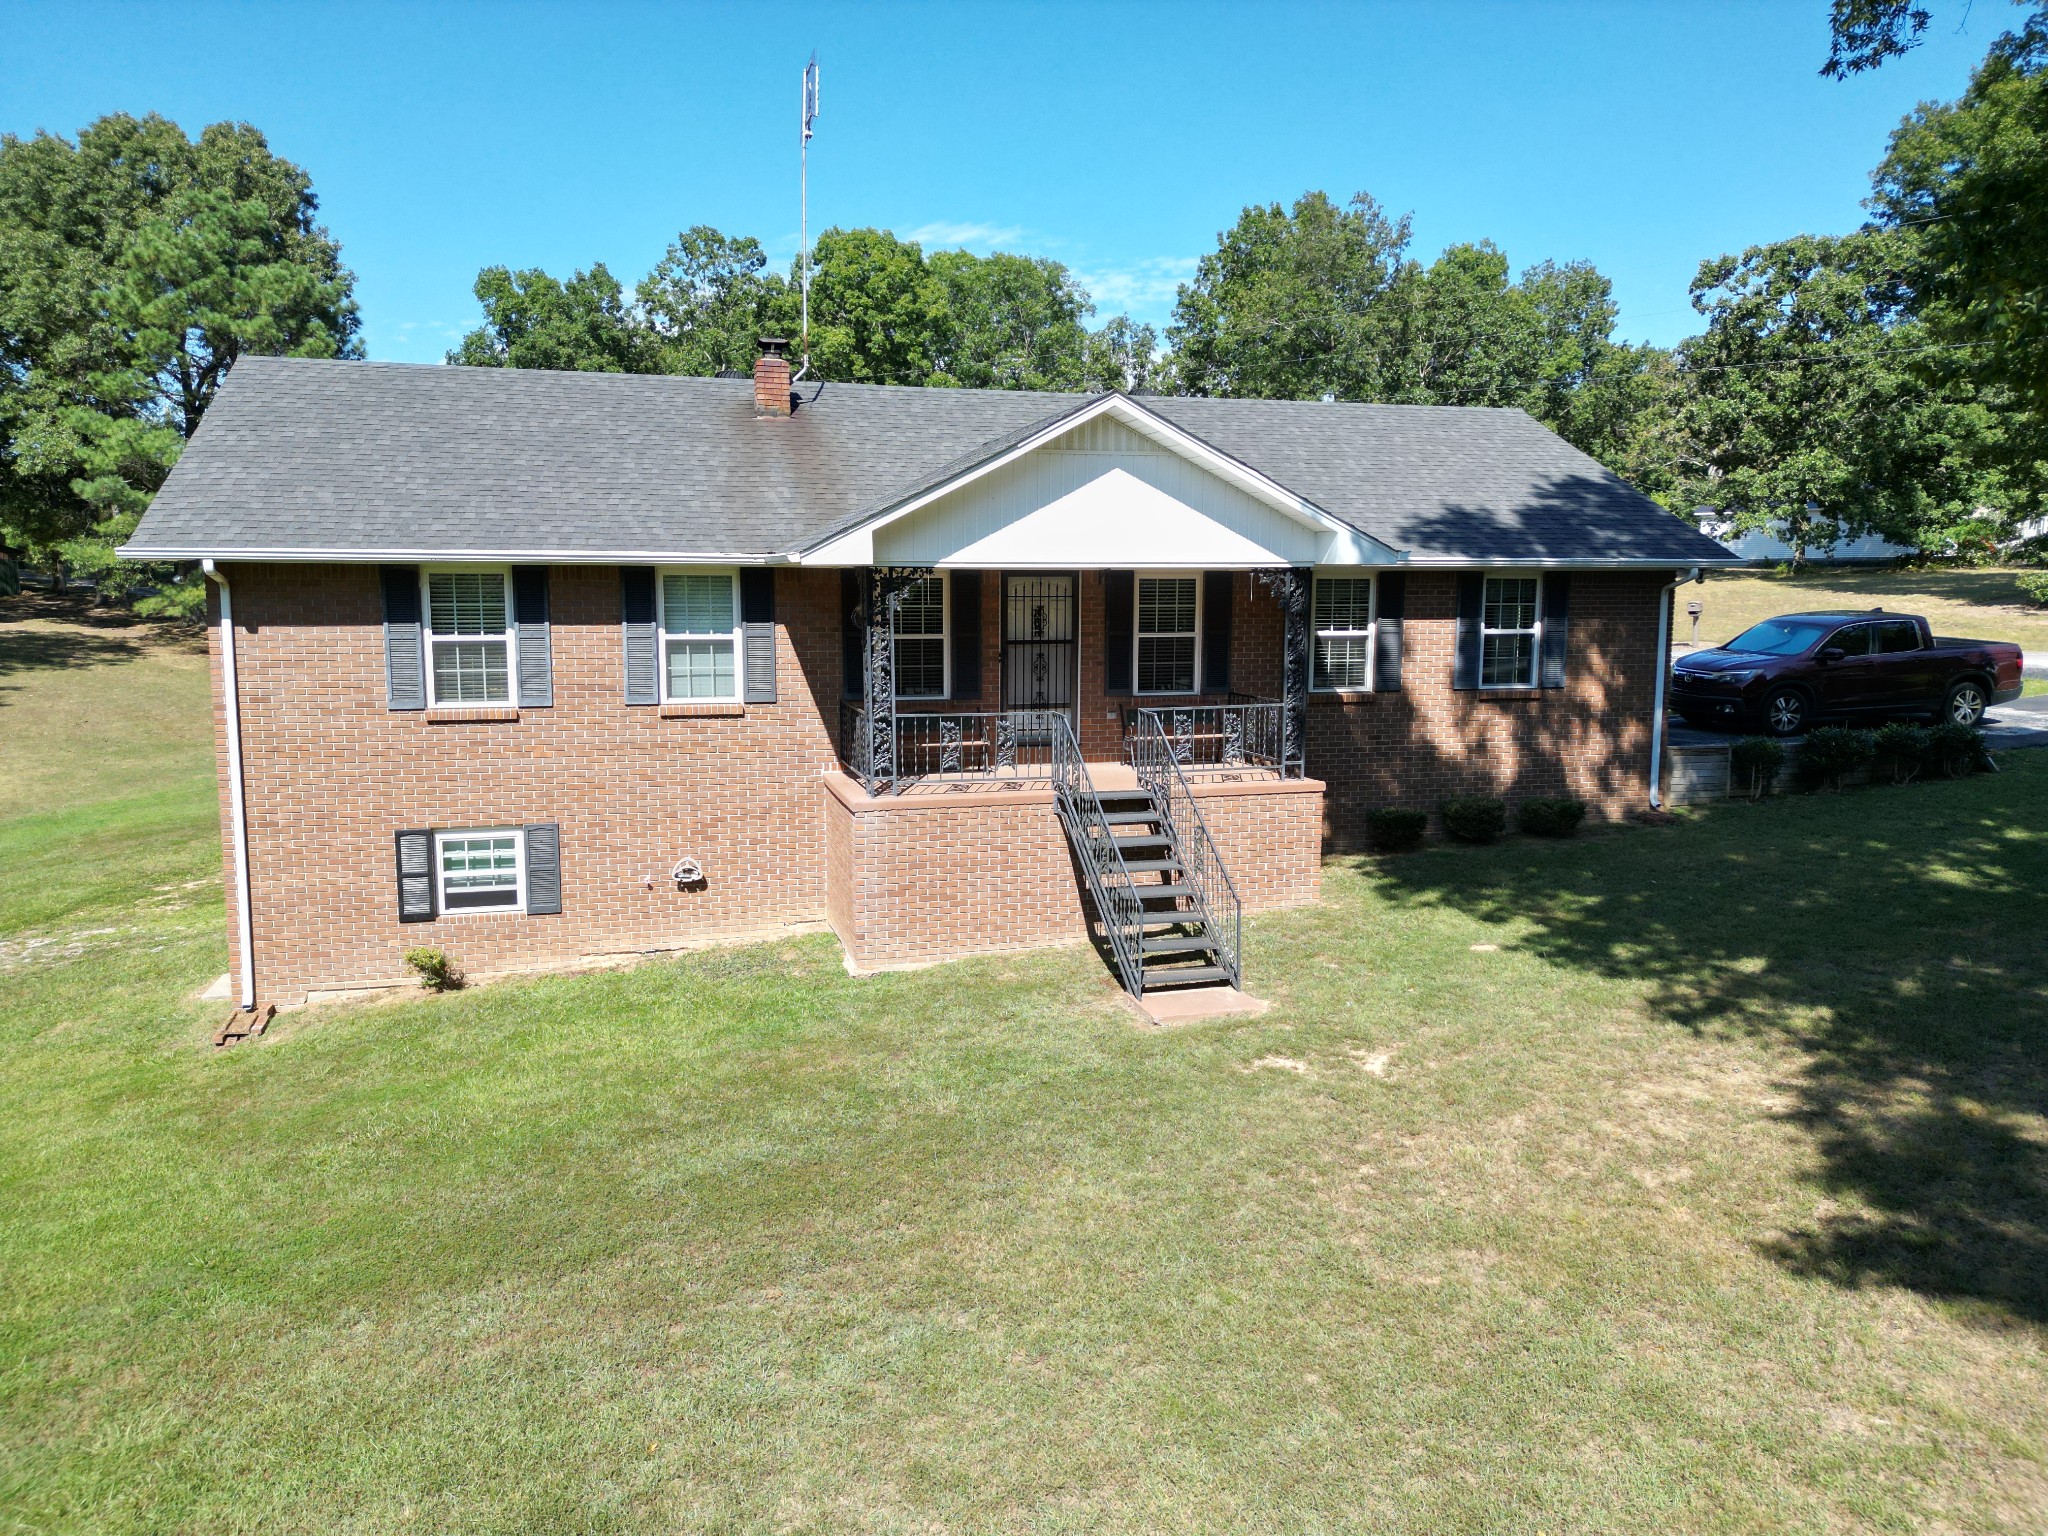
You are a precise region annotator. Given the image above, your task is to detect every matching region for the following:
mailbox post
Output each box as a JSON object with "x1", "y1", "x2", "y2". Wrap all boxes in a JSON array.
[{"x1": 1686, "y1": 599, "x2": 1703, "y2": 649}]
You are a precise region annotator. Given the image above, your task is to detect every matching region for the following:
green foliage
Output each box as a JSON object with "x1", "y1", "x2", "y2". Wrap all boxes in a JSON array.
[
  {"x1": 1439, "y1": 796, "x2": 1508, "y2": 843},
  {"x1": 0, "y1": 113, "x2": 357, "y2": 611},
  {"x1": 451, "y1": 263, "x2": 649, "y2": 373},
  {"x1": 2017, "y1": 571, "x2": 2048, "y2": 606},
  {"x1": 1796, "y1": 727, "x2": 1878, "y2": 791},
  {"x1": 1515, "y1": 797, "x2": 1587, "y2": 838},
  {"x1": 403, "y1": 946, "x2": 463, "y2": 992},
  {"x1": 926, "y1": 249, "x2": 1093, "y2": 390},
  {"x1": 1730, "y1": 735, "x2": 1788, "y2": 799},
  {"x1": 1364, "y1": 806, "x2": 1428, "y2": 851},
  {"x1": 1925, "y1": 720, "x2": 1991, "y2": 777},
  {"x1": 1873, "y1": 721, "x2": 1932, "y2": 784},
  {"x1": 635, "y1": 225, "x2": 786, "y2": 376},
  {"x1": 1084, "y1": 314, "x2": 1164, "y2": 393}
]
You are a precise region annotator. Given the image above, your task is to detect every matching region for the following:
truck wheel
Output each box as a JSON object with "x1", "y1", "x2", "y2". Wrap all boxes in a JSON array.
[
  {"x1": 1945, "y1": 680, "x2": 1988, "y2": 726},
  {"x1": 1763, "y1": 688, "x2": 1808, "y2": 737}
]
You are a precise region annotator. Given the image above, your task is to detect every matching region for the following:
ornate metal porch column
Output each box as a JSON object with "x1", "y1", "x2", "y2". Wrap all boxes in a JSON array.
[
  {"x1": 1254, "y1": 566, "x2": 1311, "y2": 777},
  {"x1": 863, "y1": 565, "x2": 933, "y2": 794}
]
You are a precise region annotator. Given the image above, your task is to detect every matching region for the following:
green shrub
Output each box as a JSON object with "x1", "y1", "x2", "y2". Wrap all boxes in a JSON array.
[
  {"x1": 404, "y1": 946, "x2": 464, "y2": 992},
  {"x1": 1440, "y1": 796, "x2": 1507, "y2": 843},
  {"x1": 1515, "y1": 797, "x2": 1586, "y2": 837},
  {"x1": 1924, "y1": 721, "x2": 1990, "y2": 779},
  {"x1": 2015, "y1": 570, "x2": 2048, "y2": 607},
  {"x1": 1729, "y1": 736, "x2": 1786, "y2": 799},
  {"x1": 1364, "y1": 807, "x2": 1428, "y2": 851},
  {"x1": 1872, "y1": 722, "x2": 1931, "y2": 785},
  {"x1": 1795, "y1": 727, "x2": 1876, "y2": 792}
]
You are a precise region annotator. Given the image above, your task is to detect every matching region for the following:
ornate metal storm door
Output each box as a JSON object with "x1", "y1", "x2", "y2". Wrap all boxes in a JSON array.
[{"x1": 1002, "y1": 574, "x2": 1077, "y2": 745}]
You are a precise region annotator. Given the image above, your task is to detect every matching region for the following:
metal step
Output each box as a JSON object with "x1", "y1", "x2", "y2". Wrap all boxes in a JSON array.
[
  {"x1": 1141, "y1": 964, "x2": 1234, "y2": 991},
  {"x1": 1105, "y1": 833, "x2": 1172, "y2": 853},
  {"x1": 1135, "y1": 884, "x2": 1194, "y2": 902},
  {"x1": 1119, "y1": 857, "x2": 1183, "y2": 874},
  {"x1": 1141, "y1": 933, "x2": 1215, "y2": 955},
  {"x1": 1100, "y1": 810, "x2": 1159, "y2": 826}
]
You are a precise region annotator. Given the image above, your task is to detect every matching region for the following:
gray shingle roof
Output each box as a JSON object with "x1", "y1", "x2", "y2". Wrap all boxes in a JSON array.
[{"x1": 125, "y1": 356, "x2": 1734, "y2": 566}]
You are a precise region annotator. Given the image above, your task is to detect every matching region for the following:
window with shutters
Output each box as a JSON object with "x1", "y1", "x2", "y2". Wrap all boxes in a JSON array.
[
  {"x1": 1135, "y1": 574, "x2": 1200, "y2": 695},
  {"x1": 435, "y1": 828, "x2": 525, "y2": 912},
  {"x1": 659, "y1": 568, "x2": 742, "y2": 702},
  {"x1": 423, "y1": 568, "x2": 515, "y2": 705},
  {"x1": 1311, "y1": 573, "x2": 1375, "y2": 691},
  {"x1": 893, "y1": 574, "x2": 948, "y2": 700},
  {"x1": 1481, "y1": 574, "x2": 1542, "y2": 688}
]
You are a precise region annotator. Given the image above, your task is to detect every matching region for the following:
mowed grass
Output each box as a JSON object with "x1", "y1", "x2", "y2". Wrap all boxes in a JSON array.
[
  {"x1": 3, "y1": 602, "x2": 2047, "y2": 1534},
  {"x1": 1682, "y1": 565, "x2": 2048, "y2": 655}
]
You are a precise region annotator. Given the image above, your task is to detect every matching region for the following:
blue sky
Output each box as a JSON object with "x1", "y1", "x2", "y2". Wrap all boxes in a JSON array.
[{"x1": 1, "y1": 0, "x2": 2005, "y2": 364}]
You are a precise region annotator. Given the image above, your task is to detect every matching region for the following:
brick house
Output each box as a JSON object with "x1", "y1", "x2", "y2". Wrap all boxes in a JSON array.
[{"x1": 124, "y1": 345, "x2": 1734, "y2": 1011}]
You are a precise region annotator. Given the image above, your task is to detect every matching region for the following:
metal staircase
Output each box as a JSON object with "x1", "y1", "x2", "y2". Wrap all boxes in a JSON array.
[{"x1": 1051, "y1": 716, "x2": 1243, "y2": 997}]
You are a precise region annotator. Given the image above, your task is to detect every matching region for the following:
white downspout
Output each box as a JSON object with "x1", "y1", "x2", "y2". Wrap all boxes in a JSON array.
[
  {"x1": 1648, "y1": 566, "x2": 1703, "y2": 811},
  {"x1": 202, "y1": 560, "x2": 256, "y2": 1011}
]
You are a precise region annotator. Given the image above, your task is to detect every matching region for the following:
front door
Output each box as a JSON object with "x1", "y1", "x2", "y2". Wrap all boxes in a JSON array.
[{"x1": 1003, "y1": 574, "x2": 1077, "y2": 739}]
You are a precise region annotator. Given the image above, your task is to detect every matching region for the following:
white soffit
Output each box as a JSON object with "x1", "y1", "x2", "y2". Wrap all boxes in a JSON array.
[{"x1": 800, "y1": 392, "x2": 1401, "y2": 567}]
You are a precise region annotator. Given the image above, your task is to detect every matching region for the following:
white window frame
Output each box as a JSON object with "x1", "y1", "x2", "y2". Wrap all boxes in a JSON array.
[
  {"x1": 421, "y1": 564, "x2": 517, "y2": 708},
  {"x1": 433, "y1": 826, "x2": 526, "y2": 915},
  {"x1": 1133, "y1": 571, "x2": 1203, "y2": 697},
  {"x1": 892, "y1": 572, "x2": 950, "y2": 701},
  {"x1": 657, "y1": 566, "x2": 744, "y2": 704},
  {"x1": 1311, "y1": 570, "x2": 1378, "y2": 693},
  {"x1": 1479, "y1": 571, "x2": 1544, "y2": 691}
]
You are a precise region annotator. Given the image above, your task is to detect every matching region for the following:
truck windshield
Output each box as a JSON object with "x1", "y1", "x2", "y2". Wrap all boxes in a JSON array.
[{"x1": 1725, "y1": 618, "x2": 1833, "y2": 655}]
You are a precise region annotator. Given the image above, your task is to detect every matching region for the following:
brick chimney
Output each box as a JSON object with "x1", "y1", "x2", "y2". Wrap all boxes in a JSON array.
[{"x1": 753, "y1": 337, "x2": 792, "y2": 417}]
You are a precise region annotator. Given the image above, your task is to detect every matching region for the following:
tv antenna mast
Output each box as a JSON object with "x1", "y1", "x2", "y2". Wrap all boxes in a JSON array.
[{"x1": 799, "y1": 52, "x2": 820, "y2": 378}]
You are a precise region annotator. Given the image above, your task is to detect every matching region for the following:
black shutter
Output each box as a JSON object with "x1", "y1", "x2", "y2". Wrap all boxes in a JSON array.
[
  {"x1": 524, "y1": 823, "x2": 562, "y2": 915},
  {"x1": 1539, "y1": 573, "x2": 1571, "y2": 689},
  {"x1": 1373, "y1": 570, "x2": 1405, "y2": 693},
  {"x1": 949, "y1": 570, "x2": 982, "y2": 702},
  {"x1": 380, "y1": 565, "x2": 426, "y2": 711},
  {"x1": 840, "y1": 570, "x2": 865, "y2": 699},
  {"x1": 1454, "y1": 573, "x2": 1485, "y2": 690},
  {"x1": 740, "y1": 568, "x2": 777, "y2": 704},
  {"x1": 512, "y1": 565, "x2": 553, "y2": 708},
  {"x1": 1201, "y1": 570, "x2": 1232, "y2": 693},
  {"x1": 395, "y1": 829, "x2": 436, "y2": 922},
  {"x1": 621, "y1": 567, "x2": 658, "y2": 705},
  {"x1": 1103, "y1": 571, "x2": 1134, "y2": 694}
]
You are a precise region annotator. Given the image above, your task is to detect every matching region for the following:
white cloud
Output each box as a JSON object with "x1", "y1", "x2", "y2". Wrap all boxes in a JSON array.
[
  {"x1": 1073, "y1": 256, "x2": 1199, "y2": 320},
  {"x1": 902, "y1": 219, "x2": 1027, "y2": 251}
]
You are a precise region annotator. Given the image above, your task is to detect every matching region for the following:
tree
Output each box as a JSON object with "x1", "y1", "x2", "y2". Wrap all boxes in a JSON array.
[
  {"x1": 0, "y1": 113, "x2": 357, "y2": 613},
  {"x1": 1169, "y1": 191, "x2": 1418, "y2": 400},
  {"x1": 449, "y1": 263, "x2": 649, "y2": 373},
  {"x1": 1676, "y1": 230, "x2": 2020, "y2": 561},
  {"x1": 635, "y1": 226, "x2": 785, "y2": 376},
  {"x1": 1383, "y1": 241, "x2": 1543, "y2": 408},
  {"x1": 794, "y1": 227, "x2": 949, "y2": 385},
  {"x1": 926, "y1": 250, "x2": 1092, "y2": 390},
  {"x1": 1085, "y1": 315, "x2": 1164, "y2": 393}
]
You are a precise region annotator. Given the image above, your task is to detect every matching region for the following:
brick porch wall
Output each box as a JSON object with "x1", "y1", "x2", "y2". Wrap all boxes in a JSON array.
[{"x1": 821, "y1": 771, "x2": 1323, "y2": 973}]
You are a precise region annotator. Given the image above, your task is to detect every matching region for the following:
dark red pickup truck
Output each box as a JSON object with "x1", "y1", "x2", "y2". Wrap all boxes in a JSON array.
[{"x1": 1670, "y1": 609, "x2": 2025, "y2": 737}]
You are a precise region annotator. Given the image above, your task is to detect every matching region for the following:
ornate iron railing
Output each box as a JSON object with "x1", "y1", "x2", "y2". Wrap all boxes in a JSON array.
[
  {"x1": 1050, "y1": 713, "x2": 1146, "y2": 996},
  {"x1": 1125, "y1": 697, "x2": 1300, "y2": 777},
  {"x1": 1128, "y1": 709, "x2": 1244, "y2": 989},
  {"x1": 839, "y1": 703, "x2": 1060, "y2": 796}
]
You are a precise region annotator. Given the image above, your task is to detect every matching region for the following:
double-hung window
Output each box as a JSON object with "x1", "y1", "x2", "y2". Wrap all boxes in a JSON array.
[
  {"x1": 660, "y1": 570, "x2": 742, "y2": 701},
  {"x1": 893, "y1": 575, "x2": 948, "y2": 699},
  {"x1": 435, "y1": 828, "x2": 524, "y2": 912},
  {"x1": 1135, "y1": 574, "x2": 1199, "y2": 695},
  {"x1": 1312, "y1": 574, "x2": 1375, "y2": 691},
  {"x1": 425, "y1": 569, "x2": 515, "y2": 705},
  {"x1": 1481, "y1": 574, "x2": 1542, "y2": 688}
]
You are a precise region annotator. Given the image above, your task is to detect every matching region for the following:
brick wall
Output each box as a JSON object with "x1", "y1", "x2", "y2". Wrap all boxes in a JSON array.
[{"x1": 207, "y1": 564, "x2": 1663, "y2": 1001}]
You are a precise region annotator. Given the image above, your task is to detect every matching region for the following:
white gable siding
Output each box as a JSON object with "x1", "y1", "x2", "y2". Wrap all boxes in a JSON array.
[{"x1": 873, "y1": 416, "x2": 1329, "y2": 568}]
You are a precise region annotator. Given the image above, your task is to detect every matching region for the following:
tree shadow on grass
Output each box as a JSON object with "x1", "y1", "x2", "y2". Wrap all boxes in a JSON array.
[
  {"x1": 1360, "y1": 762, "x2": 2048, "y2": 1329},
  {"x1": 0, "y1": 626, "x2": 144, "y2": 681}
]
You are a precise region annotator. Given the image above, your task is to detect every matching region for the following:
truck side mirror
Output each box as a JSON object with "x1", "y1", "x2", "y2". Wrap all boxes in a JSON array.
[{"x1": 1816, "y1": 646, "x2": 1845, "y2": 664}]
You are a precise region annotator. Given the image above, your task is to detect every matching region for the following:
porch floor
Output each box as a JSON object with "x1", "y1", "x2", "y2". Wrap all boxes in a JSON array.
[{"x1": 853, "y1": 761, "x2": 1291, "y2": 800}]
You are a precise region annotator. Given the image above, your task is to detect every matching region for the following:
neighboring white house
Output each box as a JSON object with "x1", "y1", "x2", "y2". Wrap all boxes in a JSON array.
[{"x1": 1692, "y1": 514, "x2": 1914, "y2": 565}]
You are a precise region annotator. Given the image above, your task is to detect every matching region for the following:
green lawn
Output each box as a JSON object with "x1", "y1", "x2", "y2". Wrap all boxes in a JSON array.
[
  {"x1": 4, "y1": 598, "x2": 2047, "y2": 1534},
  {"x1": 1680, "y1": 564, "x2": 2048, "y2": 655}
]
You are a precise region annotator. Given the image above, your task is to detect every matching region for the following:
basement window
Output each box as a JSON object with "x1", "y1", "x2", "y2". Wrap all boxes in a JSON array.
[
  {"x1": 424, "y1": 568, "x2": 514, "y2": 705},
  {"x1": 1135, "y1": 574, "x2": 1199, "y2": 695},
  {"x1": 434, "y1": 828, "x2": 525, "y2": 912}
]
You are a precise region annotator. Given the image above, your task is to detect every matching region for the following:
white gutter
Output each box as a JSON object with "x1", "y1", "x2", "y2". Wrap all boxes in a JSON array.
[
  {"x1": 202, "y1": 560, "x2": 256, "y2": 1012},
  {"x1": 1647, "y1": 566, "x2": 1704, "y2": 811}
]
